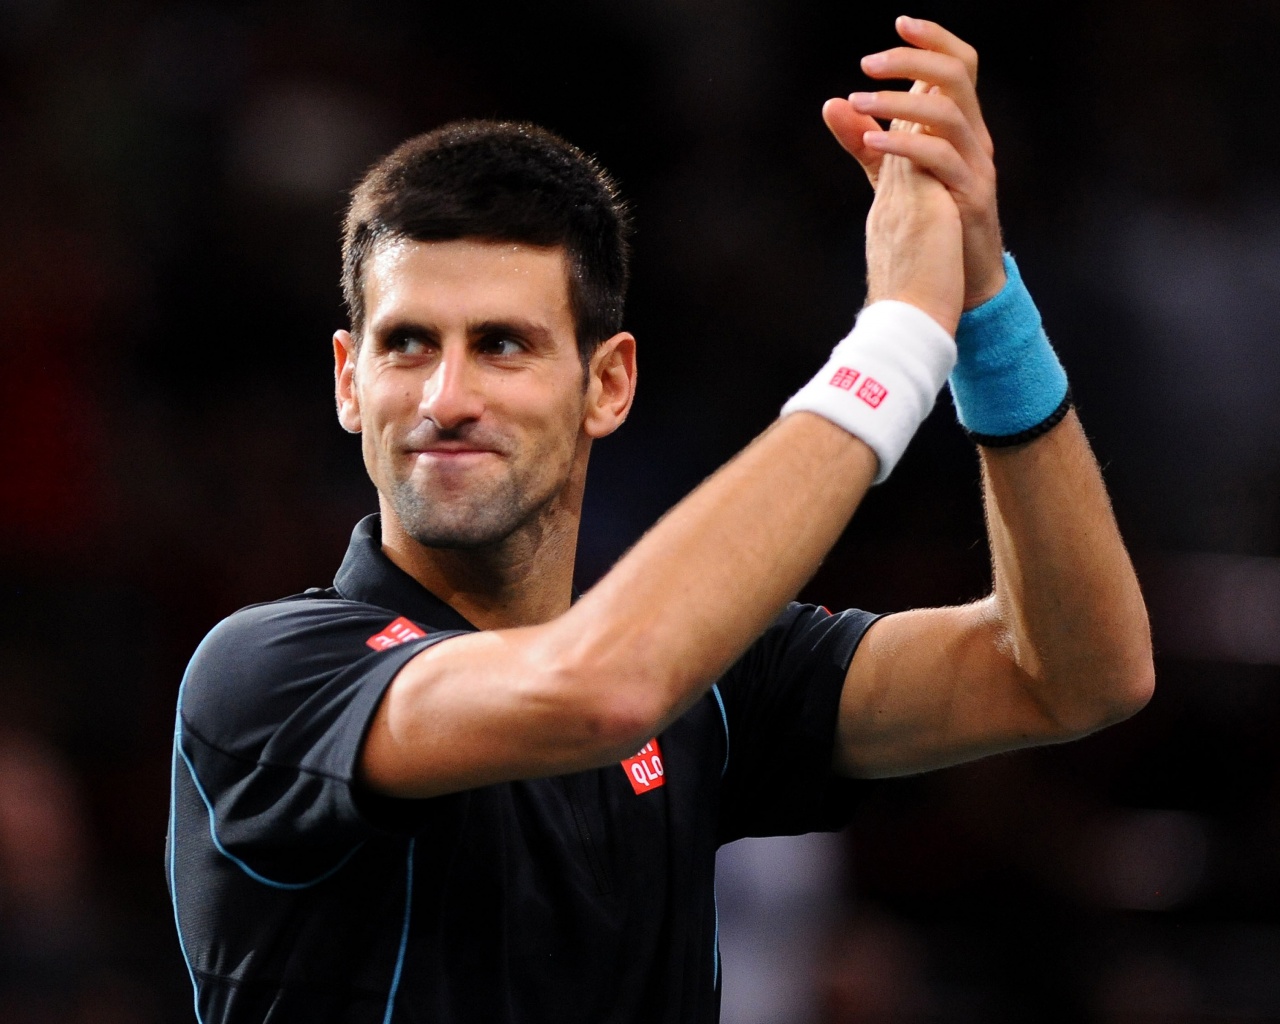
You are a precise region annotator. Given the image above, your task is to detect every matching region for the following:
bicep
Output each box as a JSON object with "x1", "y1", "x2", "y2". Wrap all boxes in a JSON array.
[
  {"x1": 833, "y1": 599, "x2": 1067, "y2": 778},
  {"x1": 359, "y1": 626, "x2": 643, "y2": 800}
]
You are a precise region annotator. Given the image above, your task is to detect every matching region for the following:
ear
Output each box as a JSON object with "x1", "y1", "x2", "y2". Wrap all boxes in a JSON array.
[
  {"x1": 582, "y1": 331, "x2": 637, "y2": 439},
  {"x1": 334, "y1": 330, "x2": 362, "y2": 433}
]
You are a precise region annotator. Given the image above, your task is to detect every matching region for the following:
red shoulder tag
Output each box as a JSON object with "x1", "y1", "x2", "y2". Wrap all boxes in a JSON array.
[{"x1": 366, "y1": 616, "x2": 427, "y2": 651}]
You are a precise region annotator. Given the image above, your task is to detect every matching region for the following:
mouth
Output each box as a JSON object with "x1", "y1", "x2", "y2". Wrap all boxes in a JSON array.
[{"x1": 409, "y1": 446, "x2": 501, "y2": 465}]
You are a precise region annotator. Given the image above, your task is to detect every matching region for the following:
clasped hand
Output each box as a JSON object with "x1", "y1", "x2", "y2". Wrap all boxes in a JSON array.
[{"x1": 824, "y1": 16, "x2": 1007, "y2": 335}]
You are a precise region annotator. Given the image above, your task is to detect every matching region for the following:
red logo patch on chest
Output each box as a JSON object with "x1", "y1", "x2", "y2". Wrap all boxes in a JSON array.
[
  {"x1": 621, "y1": 739, "x2": 666, "y2": 794},
  {"x1": 366, "y1": 616, "x2": 427, "y2": 651}
]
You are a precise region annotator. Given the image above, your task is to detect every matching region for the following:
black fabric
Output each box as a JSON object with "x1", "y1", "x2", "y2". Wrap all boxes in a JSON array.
[
  {"x1": 167, "y1": 514, "x2": 879, "y2": 1023},
  {"x1": 715, "y1": 602, "x2": 877, "y2": 844}
]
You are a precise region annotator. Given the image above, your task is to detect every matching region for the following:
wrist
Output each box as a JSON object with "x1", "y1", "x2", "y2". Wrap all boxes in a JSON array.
[
  {"x1": 949, "y1": 252, "x2": 1070, "y2": 445},
  {"x1": 962, "y1": 220, "x2": 1008, "y2": 310},
  {"x1": 782, "y1": 300, "x2": 957, "y2": 483},
  {"x1": 868, "y1": 290, "x2": 959, "y2": 337},
  {"x1": 963, "y1": 260, "x2": 1007, "y2": 311}
]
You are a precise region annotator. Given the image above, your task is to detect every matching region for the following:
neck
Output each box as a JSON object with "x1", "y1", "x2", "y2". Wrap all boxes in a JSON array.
[{"x1": 378, "y1": 486, "x2": 582, "y2": 632}]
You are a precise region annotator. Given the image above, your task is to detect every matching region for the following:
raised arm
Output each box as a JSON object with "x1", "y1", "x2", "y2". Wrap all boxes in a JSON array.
[
  {"x1": 361, "y1": 115, "x2": 964, "y2": 800},
  {"x1": 829, "y1": 18, "x2": 1154, "y2": 778},
  {"x1": 362, "y1": 413, "x2": 877, "y2": 797},
  {"x1": 836, "y1": 410, "x2": 1154, "y2": 777}
]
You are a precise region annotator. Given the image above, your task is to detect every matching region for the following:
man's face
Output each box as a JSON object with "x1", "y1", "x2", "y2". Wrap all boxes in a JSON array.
[{"x1": 336, "y1": 238, "x2": 593, "y2": 550}]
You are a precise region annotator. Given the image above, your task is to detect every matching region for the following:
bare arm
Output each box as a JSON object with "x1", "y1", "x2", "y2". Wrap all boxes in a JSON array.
[
  {"x1": 836, "y1": 411, "x2": 1153, "y2": 777},
  {"x1": 364, "y1": 414, "x2": 877, "y2": 798},
  {"x1": 359, "y1": 87, "x2": 965, "y2": 800},
  {"x1": 827, "y1": 19, "x2": 1153, "y2": 777}
]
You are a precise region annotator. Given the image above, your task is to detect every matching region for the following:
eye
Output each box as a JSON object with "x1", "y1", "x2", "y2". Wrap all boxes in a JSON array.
[
  {"x1": 385, "y1": 330, "x2": 432, "y2": 357},
  {"x1": 478, "y1": 334, "x2": 524, "y2": 357}
]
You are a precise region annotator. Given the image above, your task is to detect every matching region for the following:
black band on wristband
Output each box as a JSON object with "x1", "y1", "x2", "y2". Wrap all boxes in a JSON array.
[{"x1": 965, "y1": 389, "x2": 1073, "y2": 448}]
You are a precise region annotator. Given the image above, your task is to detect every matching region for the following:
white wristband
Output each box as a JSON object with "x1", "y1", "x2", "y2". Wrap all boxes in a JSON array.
[{"x1": 781, "y1": 300, "x2": 957, "y2": 483}]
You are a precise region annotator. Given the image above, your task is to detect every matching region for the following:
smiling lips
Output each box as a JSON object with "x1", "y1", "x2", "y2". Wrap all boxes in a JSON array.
[
  {"x1": 400, "y1": 424, "x2": 509, "y2": 469},
  {"x1": 410, "y1": 444, "x2": 502, "y2": 467},
  {"x1": 414, "y1": 446, "x2": 493, "y2": 458}
]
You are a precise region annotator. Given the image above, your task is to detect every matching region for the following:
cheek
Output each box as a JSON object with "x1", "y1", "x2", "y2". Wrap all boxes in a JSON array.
[
  {"x1": 357, "y1": 379, "x2": 417, "y2": 471},
  {"x1": 362, "y1": 377, "x2": 416, "y2": 432},
  {"x1": 359, "y1": 425, "x2": 385, "y2": 483},
  {"x1": 529, "y1": 384, "x2": 587, "y2": 458}
]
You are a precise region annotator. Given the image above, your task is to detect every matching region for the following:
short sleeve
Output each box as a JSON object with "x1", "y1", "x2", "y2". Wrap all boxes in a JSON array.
[
  {"x1": 715, "y1": 603, "x2": 880, "y2": 845},
  {"x1": 176, "y1": 596, "x2": 463, "y2": 882}
]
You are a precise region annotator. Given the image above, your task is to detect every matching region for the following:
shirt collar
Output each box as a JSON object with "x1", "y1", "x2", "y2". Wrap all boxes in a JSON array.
[{"x1": 333, "y1": 514, "x2": 478, "y2": 633}]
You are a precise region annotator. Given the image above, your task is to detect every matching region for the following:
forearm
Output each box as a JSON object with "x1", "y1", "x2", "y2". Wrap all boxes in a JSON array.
[
  {"x1": 825, "y1": 18, "x2": 1154, "y2": 782},
  {"x1": 368, "y1": 83, "x2": 963, "y2": 798},
  {"x1": 549, "y1": 413, "x2": 876, "y2": 742},
  {"x1": 556, "y1": 296, "x2": 958, "y2": 747},
  {"x1": 367, "y1": 415, "x2": 876, "y2": 798},
  {"x1": 981, "y1": 410, "x2": 1154, "y2": 731}
]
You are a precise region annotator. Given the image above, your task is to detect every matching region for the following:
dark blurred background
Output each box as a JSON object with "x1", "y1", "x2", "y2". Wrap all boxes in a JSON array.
[{"x1": 2, "y1": 1, "x2": 1279, "y2": 1021}]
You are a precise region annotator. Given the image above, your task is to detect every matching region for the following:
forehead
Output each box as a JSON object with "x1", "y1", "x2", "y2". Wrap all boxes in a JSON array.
[{"x1": 363, "y1": 238, "x2": 574, "y2": 335}]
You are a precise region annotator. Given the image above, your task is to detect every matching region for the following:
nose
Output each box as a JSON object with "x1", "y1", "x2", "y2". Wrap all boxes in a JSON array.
[{"x1": 419, "y1": 345, "x2": 484, "y2": 431}]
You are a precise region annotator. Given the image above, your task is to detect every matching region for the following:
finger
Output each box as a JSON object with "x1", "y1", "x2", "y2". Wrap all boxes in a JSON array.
[
  {"x1": 894, "y1": 15, "x2": 979, "y2": 87},
  {"x1": 860, "y1": 47, "x2": 984, "y2": 136},
  {"x1": 822, "y1": 97, "x2": 885, "y2": 187},
  {"x1": 850, "y1": 89, "x2": 985, "y2": 164},
  {"x1": 886, "y1": 79, "x2": 930, "y2": 136},
  {"x1": 862, "y1": 129, "x2": 977, "y2": 197}
]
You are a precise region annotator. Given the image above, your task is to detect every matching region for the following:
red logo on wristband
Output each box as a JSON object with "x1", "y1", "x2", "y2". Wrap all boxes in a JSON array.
[
  {"x1": 621, "y1": 739, "x2": 666, "y2": 794},
  {"x1": 829, "y1": 366, "x2": 861, "y2": 391},
  {"x1": 856, "y1": 377, "x2": 888, "y2": 408}
]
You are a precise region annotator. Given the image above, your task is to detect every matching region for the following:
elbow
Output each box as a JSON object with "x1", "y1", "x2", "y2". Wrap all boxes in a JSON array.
[
  {"x1": 999, "y1": 595, "x2": 1156, "y2": 739},
  {"x1": 1127, "y1": 649, "x2": 1156, "y2": 709},
  {"x1": 1099, "y1": 619, "x2": 1157, "y2": 725},
  {"x1": 1108, "y1": 651, "x2": 1156, "y2": 723},
  {"x1": 560, "y1": 673, "x2": 669, "y2": 764},
  {"x1": 1041, "y1": 649, "x2": 1155, "y2": 739},
  {"x1": 586, "y1": 689, "x2": 666, "y2": 762},
  {"x1": 535, "y1": 633, "x2": 672, "y2": 765},
  {"x1": 1088, "y1": 597, "x2": 1158, "y2": 727}
]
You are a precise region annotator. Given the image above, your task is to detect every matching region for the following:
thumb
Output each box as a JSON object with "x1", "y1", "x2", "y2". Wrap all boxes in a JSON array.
[{"x1": 822, "y1": 97, "x2": 883, "y2": 189}]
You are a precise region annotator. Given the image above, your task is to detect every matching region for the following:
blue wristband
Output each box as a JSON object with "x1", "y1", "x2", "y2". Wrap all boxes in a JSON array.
[{"x1": 949, "y1": 252, "x2": 1071, "y2": 445}]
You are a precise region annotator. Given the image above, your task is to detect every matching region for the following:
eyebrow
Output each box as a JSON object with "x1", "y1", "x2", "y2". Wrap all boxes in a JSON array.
[
  {"x1": 373, "y1": 316, "x2": 558, "y2": 349},
  {"x1": 470, "y1": 318, "x2": 557, "y2": 349}
]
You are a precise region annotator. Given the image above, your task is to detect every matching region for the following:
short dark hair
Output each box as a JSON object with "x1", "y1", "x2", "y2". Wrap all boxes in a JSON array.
[{"x1": 341, "y1": 120, "x2": 631, "y2": 364}]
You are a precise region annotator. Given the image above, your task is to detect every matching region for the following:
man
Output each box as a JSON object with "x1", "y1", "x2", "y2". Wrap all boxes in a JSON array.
[{"x1": 168, "y1": 17, "x2": 1153, "y2": 1023}]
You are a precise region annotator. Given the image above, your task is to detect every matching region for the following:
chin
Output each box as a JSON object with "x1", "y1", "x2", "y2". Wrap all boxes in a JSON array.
[
  {"x1": 393, "y1": 495, "x2": 527, "y2": 551},
  {"x1": 388, "y1": 468, "x2": 567, "y2": 553},
  {"x1": 408, "y1": 524, "x2": 512, "y2": 550}
]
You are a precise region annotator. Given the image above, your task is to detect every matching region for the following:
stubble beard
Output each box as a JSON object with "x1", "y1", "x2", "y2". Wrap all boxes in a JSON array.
[
  {"x1": 386, "y1": 429, "x2": 576, "y2": 551},
  {"x1": 389, "y1": 471, "x2": 552, "y2": 551}
]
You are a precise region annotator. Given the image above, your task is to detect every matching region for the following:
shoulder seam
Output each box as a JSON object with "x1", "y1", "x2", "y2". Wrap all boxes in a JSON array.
[
  {"x1": 176, "y1": 741, "x2": 364, "y2": 889},
  {"x1": 179, "y1": 715, "x2": 352, "y2": 785},
  {"x1": 188, "y1": 966, "x2": 389, "y2": 999},
  {"x1": 177, "y1": 630, "x2": 466, "y2": 784}
]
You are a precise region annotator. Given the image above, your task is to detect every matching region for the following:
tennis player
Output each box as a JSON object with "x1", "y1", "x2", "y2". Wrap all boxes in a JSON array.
[{"x1": 168, "y1": 17, "x2": 1153, "y2": 1022}]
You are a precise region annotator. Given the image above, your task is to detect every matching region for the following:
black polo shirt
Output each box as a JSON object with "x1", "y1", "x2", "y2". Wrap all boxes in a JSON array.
[{"x1": 167, "y1": 515, "x2": 878, "y2": 1024}]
